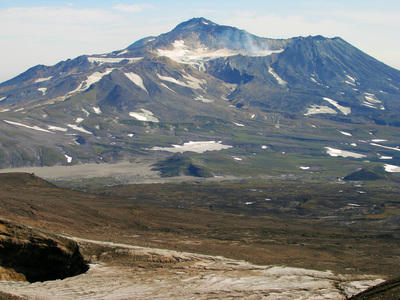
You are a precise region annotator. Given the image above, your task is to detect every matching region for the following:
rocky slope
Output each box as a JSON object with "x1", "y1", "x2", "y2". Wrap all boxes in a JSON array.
[{"x1": 0, "y1": 218, "x2": 88, "y2": 282}]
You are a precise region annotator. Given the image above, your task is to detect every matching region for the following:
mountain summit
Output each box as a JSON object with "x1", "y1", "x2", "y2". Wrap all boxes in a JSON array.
[{"x1": 0, "y1": 18, "x2": 400, "y2": 172}]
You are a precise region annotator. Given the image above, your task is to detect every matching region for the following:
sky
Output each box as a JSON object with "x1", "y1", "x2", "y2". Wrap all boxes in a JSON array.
[{"x1": 0, "y1": 0, "x2": 399, "y2": 83}]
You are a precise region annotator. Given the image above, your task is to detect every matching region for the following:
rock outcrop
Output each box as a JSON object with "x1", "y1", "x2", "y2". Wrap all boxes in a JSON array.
[{"x1": 0, "y1": 219, "x2": 89, "y2": 282}]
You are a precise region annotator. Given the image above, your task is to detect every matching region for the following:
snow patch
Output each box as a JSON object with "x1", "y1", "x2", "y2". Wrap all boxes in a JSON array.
[
  {"x1": 194, "y1": 95, "x2": 213, "y2": 103},
  {"x1": 75, "y1": 118, "x2": 84, "y2": 123},
  {"x1": 268, "y1": 67, "x2": 287, "y2": 86},
  {"x1": 0, "y1": 96, "x2": 6, "y2": 102},
  {"x1": 116, "y1": 49, "x2": 129, "y2": 56},
  {"x1": 234, "y1": 123, "x2": 245, "y2": 127},
  {"x1": 157, "y1": 73, "x2": 206, "y2": 90},
  {"x1": 339, "y1": 131, "x2": 352, "y2": 136},
  {"x1": 35, "y1": 76, "x2": 53, "y2": 83},
  {"x1": 379, "y1": 155, "x2": 393, "y2": 160},
  {"x1": 67, "y1": 124, "x2": 92, "y2": 135},
  {"x1": 370, "y1": 142, "x2": 400, "y2": 152},
  {"x1": 93, "y1": 107, "x2": 102, "y2": 114},
  {"x1": 304, "y1": 105, "x2": 337, "y2": 115},
  {"x1": 38, "y1": 87, "x2": 47, "y2": 95},
  {"x1": 325, "y1": 147, "x2": 367, "y2": 158},
  {"x1": 323, "y1": 97, "x2": 351, "y2": 115},
  {"x1": 88, "y1": 57, "x2": 142, "y2": 65},
  {"x1": 300, "y1": 166, "x2": 310, "y2": 170},
  {"x1": 129, "y1": 109, "x2": 159, "y2": 122},
  {"x1": 125, "y1": 72, "x2": 148, "y2": 93},
  {"x1": 68, "y1": 69, "x2": 113, "y2": 94},
  {"x1": 159, "y1": 83, "x2": 176, "y2": 93},
  {"x1": 48, "y1": 126, "x2": 68, "y2": 132},
  {"x1": 65, "y1": 155, "x2": 72, "y2": 163},
  {"x1": 3, "y1": 120, "x2": 55, "y2": 134},
  {"x1": 150, "y1": 141, "x2": 232, "y2": 153},
  {"x1": 384, "y1": 164, "x2": 400, "y2": 172},
  {"x1": 363, "y1": 93, "x2": 385, "y2": 110}
]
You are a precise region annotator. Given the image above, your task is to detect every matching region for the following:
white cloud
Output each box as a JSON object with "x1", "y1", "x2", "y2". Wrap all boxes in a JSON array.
[{"x1": 113, "y1": 4, "x2": 154, "y2": 13}]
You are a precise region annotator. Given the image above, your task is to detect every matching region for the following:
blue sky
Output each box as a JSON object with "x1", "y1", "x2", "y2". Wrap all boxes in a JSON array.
[{"x1": 0, "y1": 0, "x2": 399, "y2": 82}]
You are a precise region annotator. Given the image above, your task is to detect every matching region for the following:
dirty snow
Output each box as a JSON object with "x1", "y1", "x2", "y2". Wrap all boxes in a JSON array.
[
  {"x1": 268, "y1": 67, "x2": 287, "y2": 86},
  {"x1": 150, "y1": 141, "x2": 232, "y2": 153},
  {"x1": 129, "y1": 109, "x2": 159, "y2": 122},
  {"x1": 0, "y1": 237, "x2": 383, "y2": 300},
  {"x1": 234, "y1": 122, "x2": 245, "y2": 127},
  {"x1": 68, "y1": 69, "x2": 114, "y2": 95},
  {"x1": 323, "y1": 97, "x2": 351, "y2": 115},
  {"x1": 325, "y1": 147, "x2": 367, "y2": 158},
  {"x1": 75, "y1": 118, "x2": 84, "y2": 123},
  {"x1": 3, "y1": 120, "x2": 55, "y2": 134},
  {"x1": 93, "y1": 107, "x2": 101, "y2": 114},
  {"x1": 194, "y1": 95, "x2": 213, "y2": 103},
  {"x1": 304, "y1": 105, "x2": 338, "y2": 115},
  {"x1": 87, "y1": 57, "x2": 142, "y2": 65},
  {"x1": 125, "y1": 72, "x2": 148, "y2": 93}
]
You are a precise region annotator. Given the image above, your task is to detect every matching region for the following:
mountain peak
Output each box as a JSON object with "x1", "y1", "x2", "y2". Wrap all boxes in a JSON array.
[{"x1": 173, "y1": 17, "x2": 217, "y2": 31}]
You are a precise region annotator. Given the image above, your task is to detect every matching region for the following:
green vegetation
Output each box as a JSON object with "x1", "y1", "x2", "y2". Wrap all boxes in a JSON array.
[
  {"x1": 152, "y1": 153, "x2": 213, "y2": 178},
  {"x1": 39, "y1": 146, "x2": 65, "y2": 166}
]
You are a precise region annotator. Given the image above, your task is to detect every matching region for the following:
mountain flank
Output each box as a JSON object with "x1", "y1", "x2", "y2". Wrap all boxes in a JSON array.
[{"x1": 0, "y1": 18, "x2": 399, "y2": 176}]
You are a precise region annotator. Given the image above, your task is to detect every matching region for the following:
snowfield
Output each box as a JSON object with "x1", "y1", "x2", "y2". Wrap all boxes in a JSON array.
[
  {"x1": 323, "y1": 97, "x2": 351, "y2": 115},
  {"x1": 129, "y1": 109, "x2": 159, "y2": 122},
  {"x1": 150, "y1": 141, "x2": 232, "y2": 153},
  {"x1": 155, "y1": 39, "x2": 282, "y2": 71},
  {"x1": 325, "y1": 147, "x2": 367, "y2": 158},
  {"x1": 304, "y1": 105, "x2": 338, "y2": 115}
]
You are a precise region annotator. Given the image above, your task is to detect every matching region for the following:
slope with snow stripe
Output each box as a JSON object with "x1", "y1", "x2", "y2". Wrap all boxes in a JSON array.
[
  {"x1": 125, "y1": 72, "x2": 148, "y2": 93},
  {"x1": 68, "y1": 69, "x2": 114, "y2": 95}
]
